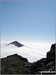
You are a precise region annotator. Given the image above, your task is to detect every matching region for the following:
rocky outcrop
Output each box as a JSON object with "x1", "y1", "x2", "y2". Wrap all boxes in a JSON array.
[
  {"x1": 45, "y1": 44, "x2": 55, "y2": 71},
  {"x1": 47, "y1": 44, "x2": 55, "y2": 59},
  {"x1": 8, "y1": 41, "x2": 24, "y2": 47},
  {"x1": 1, "y1": 43, "x2": 55, "y2": 74},
  {"x1": 1, "y1": 54, "x2": 31, "y2": 74},
  {"x1": 30, "y1": 43, "x2": 55, "y2": 73}
]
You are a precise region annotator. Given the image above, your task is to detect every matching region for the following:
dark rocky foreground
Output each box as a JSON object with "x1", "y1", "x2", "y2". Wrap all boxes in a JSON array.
[{"x1": 1, "y1": 44, "x2": 56, "y2": 74}]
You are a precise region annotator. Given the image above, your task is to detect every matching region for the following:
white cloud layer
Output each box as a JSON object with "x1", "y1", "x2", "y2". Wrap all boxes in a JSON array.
[{"x1": 1, "y1": 41, "x2": 52, "y2": 62}]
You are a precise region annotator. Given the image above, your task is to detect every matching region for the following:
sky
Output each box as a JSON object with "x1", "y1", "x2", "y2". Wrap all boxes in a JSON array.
[{"x1": 1, "y1": 0, "x2": 55, "y2": 43}]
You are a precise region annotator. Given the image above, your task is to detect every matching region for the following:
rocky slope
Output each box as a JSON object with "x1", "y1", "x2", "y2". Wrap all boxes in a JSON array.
[
  {"x1": 1, "y1": 43, "x2": 55, "y2": 74},
  {"x1": 1, "y1": 54, "x2": 31, "y2": 74},
  {"x1": 30, "y1": 43, "x2": 55, "y2": 74}
]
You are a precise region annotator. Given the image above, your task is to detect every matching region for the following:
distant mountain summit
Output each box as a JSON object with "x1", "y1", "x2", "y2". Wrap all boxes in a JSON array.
[{"x1": 9, "y1": 41, "x2": 24, "y2": 47}]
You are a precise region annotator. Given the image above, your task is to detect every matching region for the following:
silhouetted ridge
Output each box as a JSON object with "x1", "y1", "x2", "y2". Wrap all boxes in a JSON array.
[{"x1": 9, "y1": 41, "x2": 24, "y2": 47}]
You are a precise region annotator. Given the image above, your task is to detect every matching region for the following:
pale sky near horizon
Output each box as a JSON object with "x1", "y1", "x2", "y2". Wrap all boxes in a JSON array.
[{"x1": 1, "y1": 0, "x2": 55, "y2": 43}]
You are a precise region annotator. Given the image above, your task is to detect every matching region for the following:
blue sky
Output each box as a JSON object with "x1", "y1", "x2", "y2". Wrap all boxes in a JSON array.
[{"x1": 1, "y1": 0, "x2": 55, "y2": 43}]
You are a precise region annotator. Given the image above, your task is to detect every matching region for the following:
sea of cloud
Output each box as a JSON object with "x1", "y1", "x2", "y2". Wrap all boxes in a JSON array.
[{"x1": 1, "y1": 41, "x2": 52, "y2": 62}]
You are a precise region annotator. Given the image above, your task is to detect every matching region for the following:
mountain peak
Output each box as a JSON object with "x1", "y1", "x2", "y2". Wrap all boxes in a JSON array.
[{"x1": 9, "y1": 41, "x2": 24, "y2": 47}]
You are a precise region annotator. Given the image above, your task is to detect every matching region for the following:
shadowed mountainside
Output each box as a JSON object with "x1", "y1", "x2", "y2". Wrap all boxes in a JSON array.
[
  {"x1": 1, "y1": 43, "x2": 55, "y2": 74},
  {"x1": 8, "y1": 41, "x2": 24, "y2": 47}
]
